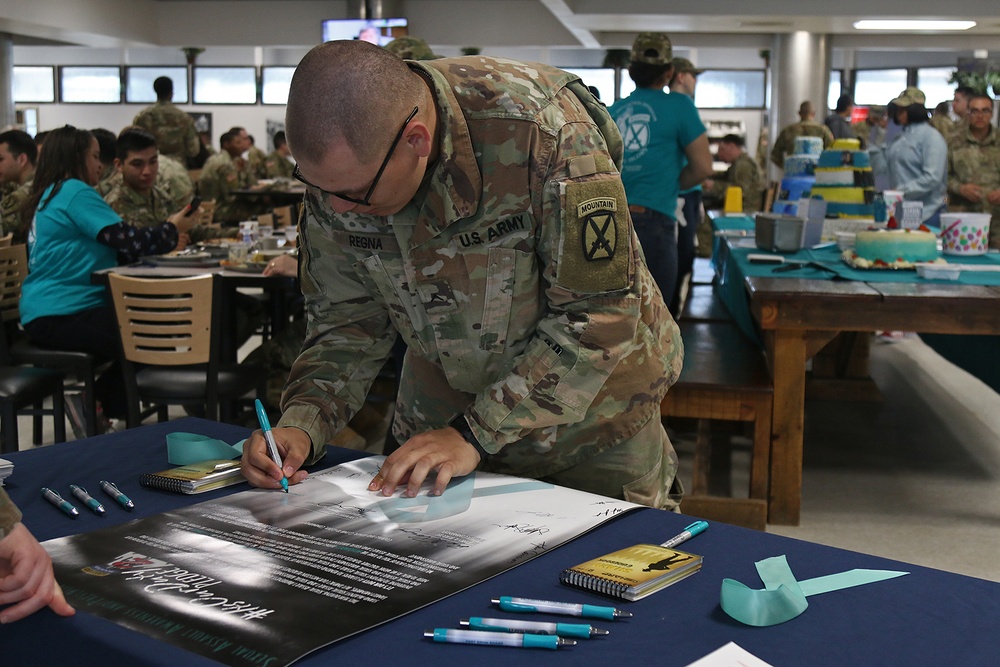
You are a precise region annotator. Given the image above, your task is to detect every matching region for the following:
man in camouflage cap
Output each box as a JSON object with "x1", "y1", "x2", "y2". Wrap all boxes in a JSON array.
[
  {"x1": 240, "y1": 40, "x2": 683, "y2": 510},
  {"x1": 133, "y1": 76, "x2": 200, "y2": 164},
  {"x1": 0, "y1": 129, "x2": 37, "y2": 244},
  {"x1": 610, "y1": 32, "x2": 712, "y2": 311},
  {"x1": 384, "y1": 35, "x2": 439, "y2": 60},
  {"x1": 198, "y1": 126, "x2": 263, "y2": 224}
]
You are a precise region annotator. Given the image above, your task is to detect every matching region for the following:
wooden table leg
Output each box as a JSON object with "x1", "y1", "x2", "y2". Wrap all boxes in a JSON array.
[{"x1": 767, "y1": 328, "x2": 807, "y2": 525}]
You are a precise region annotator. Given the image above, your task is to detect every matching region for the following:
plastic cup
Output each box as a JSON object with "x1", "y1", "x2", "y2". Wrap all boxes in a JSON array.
[
  {"x1": 939, "y1": 213, "x2": 991, "y2": 256},
  {"x1": 228, "y1": 242, "x2": 249, "y2": 264},
  {"x1": 724, "y1": 186, "x2": 744, "y2": 214}
]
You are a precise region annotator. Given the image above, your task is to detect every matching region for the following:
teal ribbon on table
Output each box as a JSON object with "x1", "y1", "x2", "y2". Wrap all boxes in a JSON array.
[
  {"x1": 165, "y1": 432, "x2": 246, "y2": 465},
  {"x1": 720, "y1": 555, "x2": 909, "y2": 627}
]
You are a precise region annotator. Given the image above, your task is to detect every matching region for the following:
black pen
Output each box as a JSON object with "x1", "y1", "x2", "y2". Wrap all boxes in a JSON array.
[
  {"x1": 100, "y1": 480, "x2": 135, "y2": 510},
  {"x1": 41, "y1": 487, "x2": 79, "y2": 518}
]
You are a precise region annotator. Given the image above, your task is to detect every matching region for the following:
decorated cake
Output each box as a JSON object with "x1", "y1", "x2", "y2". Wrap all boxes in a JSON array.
[
  {"x1": 843, "y1": 229, "x2": 940, "y2": 268},
  {"x1": 773, "y1": 136, "x2": 823, "y2": 214},
  {"x1": 811, "y1": 139, "x2": 876, "y2": 219}
]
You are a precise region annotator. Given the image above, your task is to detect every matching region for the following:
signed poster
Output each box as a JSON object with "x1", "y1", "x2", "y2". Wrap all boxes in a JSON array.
[{"x1": 46, "y1": 457, "x2": 638, "y2": 666}]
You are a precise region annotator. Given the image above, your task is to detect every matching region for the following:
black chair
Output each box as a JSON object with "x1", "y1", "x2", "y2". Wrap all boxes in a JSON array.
[
  {"x1": 107, "y1": 273, "x2": 266, "y2": 428},
  {"x1": 0, "y1": 245, "x2": 66, "y2": 453}
]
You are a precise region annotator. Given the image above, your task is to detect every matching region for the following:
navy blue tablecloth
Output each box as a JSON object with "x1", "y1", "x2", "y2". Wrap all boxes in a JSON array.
[{"x1": 2, "y1": 418, "x2": 998, "y2": 666}]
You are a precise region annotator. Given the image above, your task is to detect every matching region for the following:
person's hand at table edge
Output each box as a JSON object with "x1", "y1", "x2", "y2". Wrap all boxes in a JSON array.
[
  {"x1": 0, "y1": 523, "x2": 76, "y2": 624},
  {"x1": 369, "y1": 427, "x2": 481, "y2": 498},
  {"x1": 241, "y1": 426, "x2": 312, "y2": 490}
]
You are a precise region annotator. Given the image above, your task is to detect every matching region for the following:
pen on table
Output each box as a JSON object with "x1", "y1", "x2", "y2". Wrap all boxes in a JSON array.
[
  {"x1": 424, "y1": 628, "x2": 576, "y2": 649},
  {"x1": 99, "y1": 480, "x2": 135, "y2": 511},
  {"x1": 492, "y1": 596, "x2": 632, "y2": 620},
  {"x1": 41, "y1": 487, "x2": 79, "y2": 518},
  {"x1": 69, "y1": 484, "x2": 105, "y2": 515},
  {"x1": 660, "y1": 520, "x2": 709, "y2": 549},
  {"x1": 461, "y1": 617, "x2": 608, "y2": 638},
  {"x1": 255, "y1": 398, "x2": 288, "y2": 493}
]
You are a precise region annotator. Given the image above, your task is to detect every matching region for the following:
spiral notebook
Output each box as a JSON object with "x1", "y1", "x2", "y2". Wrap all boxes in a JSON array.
[
  {"x1": 559, "y1": 543, "x2": 702, "y2": 601},
  {"x1": 139, "y1": 459, "x2": 245, "y2": 494}
]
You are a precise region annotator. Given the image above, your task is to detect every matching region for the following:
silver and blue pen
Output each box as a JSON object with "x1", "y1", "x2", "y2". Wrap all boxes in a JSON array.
[
  {"x1": 69, "y1": 485, "x2": 105, "y2": 515},
  {"x1": 424, "y1": 628, "x2": 576, "y2": 649},
  {"x1": 255, "y1": 398, "x2": 288, "y2": 492},
  {"x1": 461, "y1": 617, "x2": 608, "y2": 638},
  {"x1": 492, "y1": 596, "x2": 632, "y2": 620},
  {"x1": 100, "y1": 480, "x2": 134, "y2": 510},
  {"x1": 41, "y1": 487, "x2": 79, "y2": 518},
  {"x1": 660, "y1": 520, "x2": 709, "y2": 548}
]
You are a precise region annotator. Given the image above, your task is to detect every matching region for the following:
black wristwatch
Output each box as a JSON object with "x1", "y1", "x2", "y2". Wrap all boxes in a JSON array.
[{"x1": 449, "y1": 413, "x2": 489, "y2": 461}]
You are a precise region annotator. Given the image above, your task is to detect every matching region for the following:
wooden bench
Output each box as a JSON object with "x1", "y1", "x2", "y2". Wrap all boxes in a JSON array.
[{"x1": 663, "y1": 320, "x2": 773, "y2": 530}]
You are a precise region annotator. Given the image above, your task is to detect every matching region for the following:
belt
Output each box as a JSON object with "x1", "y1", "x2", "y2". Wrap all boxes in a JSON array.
[{"x1": 628, "y1": 205, "x2": 649, "y2": 214}]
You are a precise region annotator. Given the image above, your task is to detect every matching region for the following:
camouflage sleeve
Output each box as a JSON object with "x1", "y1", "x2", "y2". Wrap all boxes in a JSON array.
[
  {"x1": 732, "y1": 157, "x2": 764, "y2": 211},
  {"x1": 770, "y1": 128, "x2": 789, "y2": 167},
  {"x1": 0, "y1": 487, "x2": 23, "y2": 540},
  {"x1": 198, "y1": 163, "x2": 224, "y2": 202},
  {"x1": 946, "y1": 143, "x2": 970, "y2": 198},
  {"x1": 461, "y1": 118, "x2": 651, "y2": 452},
  {"x1": 185, "y1": 122, "x2": 200, "y2": 160},
  {"x1": 276, "y1": 193, "x2": 398, "y2": 462}
]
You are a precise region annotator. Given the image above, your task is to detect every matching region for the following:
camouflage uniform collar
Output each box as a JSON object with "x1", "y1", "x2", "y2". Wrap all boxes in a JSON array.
[
  {"x1": 407, "y1": 60, "x2": 482, "y2": 228},
  {"x1": 964, "y1": 124, "x2": 999, "y2": 146}
]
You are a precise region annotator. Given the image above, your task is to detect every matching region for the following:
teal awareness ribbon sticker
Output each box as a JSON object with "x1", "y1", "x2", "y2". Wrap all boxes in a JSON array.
[
  {"x1": 165, "y1": 432, "x2": 246, "y2": 465},
  {"x1": 720, "y1": 555, "x2": 909, "y2": 626}
]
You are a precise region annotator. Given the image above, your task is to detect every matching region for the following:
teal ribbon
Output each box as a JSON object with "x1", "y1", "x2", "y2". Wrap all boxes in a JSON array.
[
  {"x1": 165, "y1": 432, "x2": 246, "y2": 466},
  {"x1": 720, "y1": 555, "x2": 909, "y2": 626}
]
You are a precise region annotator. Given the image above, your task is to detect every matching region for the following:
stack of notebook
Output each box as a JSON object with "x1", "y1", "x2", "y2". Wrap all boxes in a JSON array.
[{"x1": 0, "y1": 457, "x2": 13, "y2": 486}]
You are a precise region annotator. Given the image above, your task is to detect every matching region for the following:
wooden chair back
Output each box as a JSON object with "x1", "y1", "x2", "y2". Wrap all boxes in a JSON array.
[
  {"x1": 108, "y1": 274, "x2": 214, "y2": 366},
  {"x1": 196, "y1": 200, "x2": 217, "y2": 226},
  {"x1": 273, "y1": 205, "x2": 295, "y2": 228},
  {"x1": 0, "y1": 244, "x2": 27, "y2": 326},
  {"x1": 762, "y1": 181, "x2": 779, "y2": 214},
  {"x1": 0, "y1": 233, "x2": 14, "y2": 248}
]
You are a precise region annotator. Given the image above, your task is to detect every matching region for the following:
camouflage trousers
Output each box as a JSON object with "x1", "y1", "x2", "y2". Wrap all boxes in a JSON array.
[{"x1": 540, "y1": 415, "x2": 682, "y2": 511}]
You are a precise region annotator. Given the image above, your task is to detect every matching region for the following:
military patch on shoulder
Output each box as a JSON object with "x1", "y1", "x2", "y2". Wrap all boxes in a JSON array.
[{"x1": 558, "y1": 178, "x2": 632, "y2": 293}]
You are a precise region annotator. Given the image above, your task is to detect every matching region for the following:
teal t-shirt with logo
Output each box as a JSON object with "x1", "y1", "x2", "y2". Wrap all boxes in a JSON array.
[
  {"x1": 610, "y1": 88, "x2": 706, "y2": 218},
  {"x1": 21, "y1": 179, "x2": 121, "y2": 324}
]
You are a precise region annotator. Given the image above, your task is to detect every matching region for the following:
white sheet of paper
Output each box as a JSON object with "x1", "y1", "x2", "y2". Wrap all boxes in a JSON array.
[{"x1": 684, "y1": 641, "x2": 775, "y2": 667}]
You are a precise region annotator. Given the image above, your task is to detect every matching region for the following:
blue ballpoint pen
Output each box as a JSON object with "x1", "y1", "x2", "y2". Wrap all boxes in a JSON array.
[
  {"x1": 660, "y1": 520, "x2": 709, "y2": 548},
  {"x1": 99, "y1": 480, "x2": 134, "y2": 510},
  {"x1": 69, "y1": 485, "x2": 105, "y2": 515},
  {"x1": 492, "y1": 596, "x2": 632, "y2": 620},
  {"x1": 255, "y1": 399, "x2": 288, "y2": 492},
  {"x1": 41, "y1": 487, "x2": 79, "y2": 518}
]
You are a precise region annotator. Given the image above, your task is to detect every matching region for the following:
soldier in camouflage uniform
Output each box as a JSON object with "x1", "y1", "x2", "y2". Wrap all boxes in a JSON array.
[
  {"x1": 198, "y1": 127, "x2": 263, "y2": 224},
  {"x1": 264, "y1": 130, "x2": 295, "y2": 179},
  {"x1": 241, "y1": 41, "x2": 684, "y2": 510},
  {"x1": 770, "y1": 101, "x2": 835, "y2": 168},
  {"x1": 157, "y1": 154, "x2": 195, "y2": 210},
  {"x1": 103, "y1": 127, "x2": 183, "y2": 234},
  {"x1": 704, "y1": 134, "x2": 765, "y2": 212},
  {"x1": 248, "y1": 135, "x2": 269, "y2": 180},
  {"x1": 92, "y1": 128, "x2": 118, "y2": 199},
  {"x1": 0, "y1": 487, "x2": 76, "y2": 624},
  {"x1": 0, "y1": 130, "x2": 36, "y2": 244},
  {"x1": 946, "y1": 93, "x2": 1000, "y2": 248},
  {"x1": 133, "y1": 76, "x2": 200, "y2": 164}
]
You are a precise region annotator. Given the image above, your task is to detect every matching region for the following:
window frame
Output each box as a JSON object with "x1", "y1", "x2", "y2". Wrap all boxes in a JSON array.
[
  {"x1": 58, "y1": 65, "x2": 123, "y2": 104},
  {"x1": 124, "y1": 66, "x2": 190, "y2": 104},
  {"x1": 13, "y1": 65, "x2": 56, "y2": 104},
  {"x1": 192, "y1": 66, "x2": 259, "y2": 105}
]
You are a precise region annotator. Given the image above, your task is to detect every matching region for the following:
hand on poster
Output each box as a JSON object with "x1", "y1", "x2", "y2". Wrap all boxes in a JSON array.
[
  {"x1": 368, "y1": 427, "x2": 481, "y2": 498},
  {"x1": 241, "y1": 426, "x2": 312, "y2": 490},
  {"x1": 0, "y1": 523, "x2": 75, "y2": 623}
]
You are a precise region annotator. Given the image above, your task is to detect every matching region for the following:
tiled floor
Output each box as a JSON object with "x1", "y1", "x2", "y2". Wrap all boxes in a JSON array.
[{"x1": 8, "y1": 334, "x2": 1000, "y2": 582}]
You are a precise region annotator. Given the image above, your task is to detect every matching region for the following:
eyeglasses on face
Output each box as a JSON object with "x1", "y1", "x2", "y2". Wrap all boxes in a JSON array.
[
  {"x1": 293, "y1": 106, "x2": 419, "y2": 207},
  {"x1": 969, "y1": 108, "x2": 993, "y2": 116}
]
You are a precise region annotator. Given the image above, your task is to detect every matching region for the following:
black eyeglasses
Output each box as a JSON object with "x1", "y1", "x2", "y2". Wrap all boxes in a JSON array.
[{"x1": 293, "y1": 106, "x2": 419, "y2": 207}]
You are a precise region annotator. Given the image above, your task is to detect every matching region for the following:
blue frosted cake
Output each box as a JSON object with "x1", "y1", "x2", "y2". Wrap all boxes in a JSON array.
[
  {"x1": 810, "y1": 139, "x2": 875, "y2": 219},
  {"x1": 782, "y1": 136, "x2": 824, "y2": 177}
]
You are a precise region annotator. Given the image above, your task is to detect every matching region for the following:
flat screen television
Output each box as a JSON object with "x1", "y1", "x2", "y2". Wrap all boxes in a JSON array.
[{"x1": 321, "y1": 18, "x2": 408, "y2": 46}]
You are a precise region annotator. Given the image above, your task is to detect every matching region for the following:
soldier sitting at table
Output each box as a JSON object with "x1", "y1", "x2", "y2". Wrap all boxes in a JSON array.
[
  {"x1": 264, "y1": 131, "x2": 295, "y2": 180},
  {"x1": 703, "y1": 134, "x2": 765, "y2": 213},
  {"x1": 0, "y1": 129, "x2": 37, "y2": 244},
  {"x1": 198, "y1": 126, "x2": 265, "y2": 224}
]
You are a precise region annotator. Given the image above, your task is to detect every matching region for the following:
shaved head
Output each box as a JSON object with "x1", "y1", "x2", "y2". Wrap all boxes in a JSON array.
[{"x1": 286, "y1": 40, "x2": 426, "y2": 165}]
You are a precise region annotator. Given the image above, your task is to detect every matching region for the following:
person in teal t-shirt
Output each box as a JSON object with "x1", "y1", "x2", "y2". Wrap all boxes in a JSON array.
[
  {"x1": 20, "y1": 125, "x2": 193, "y2": 431},
  {"x1": 610, "y1": 33, "x2": 712, "y2": 307}
]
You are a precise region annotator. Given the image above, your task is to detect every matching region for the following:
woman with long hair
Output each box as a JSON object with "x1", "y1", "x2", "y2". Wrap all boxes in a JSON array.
[{"x1": 19, "y1": 125, "x2": 194, "y2": 435}]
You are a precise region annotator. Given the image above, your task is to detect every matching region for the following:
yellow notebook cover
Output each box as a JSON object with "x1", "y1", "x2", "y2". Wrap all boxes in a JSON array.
[
  {"x1": 560, "y1": 543, "x2": 702, "y2": 601},
  {"x1": 139, "y1": 459, "x2": 245, "y2": 494}
]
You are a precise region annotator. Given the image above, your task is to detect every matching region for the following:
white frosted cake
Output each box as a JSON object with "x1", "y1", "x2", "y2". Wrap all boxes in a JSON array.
[{"x1": 844, "y1": 229, "x2": 939, "y2": 268}]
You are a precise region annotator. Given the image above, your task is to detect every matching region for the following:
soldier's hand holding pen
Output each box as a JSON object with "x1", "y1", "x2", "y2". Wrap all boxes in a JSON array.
[{"x1": 241, "y1": 426, "x2": 312, "y2": 490}]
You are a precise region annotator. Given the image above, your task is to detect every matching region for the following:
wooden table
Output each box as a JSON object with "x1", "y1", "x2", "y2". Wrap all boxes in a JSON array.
[{"x1": 745, "y1": 273, "x2": 1000, "y2": 524}]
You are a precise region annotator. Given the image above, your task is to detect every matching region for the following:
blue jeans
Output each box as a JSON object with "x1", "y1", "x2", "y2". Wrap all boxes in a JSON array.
[{"x1": 630, "y1": 208, "x2": 678, "y2": 307}]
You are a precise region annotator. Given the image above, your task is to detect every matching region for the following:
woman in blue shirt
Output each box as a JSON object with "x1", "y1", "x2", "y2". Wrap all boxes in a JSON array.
[{"x1": 20, "y1": 125, "x2": 192, "y2": 432}]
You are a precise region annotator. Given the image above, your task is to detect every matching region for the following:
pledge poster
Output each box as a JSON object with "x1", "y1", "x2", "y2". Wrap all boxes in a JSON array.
[{"x1": 46, "y1": 456, "x2": 638, "y2": 666}]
